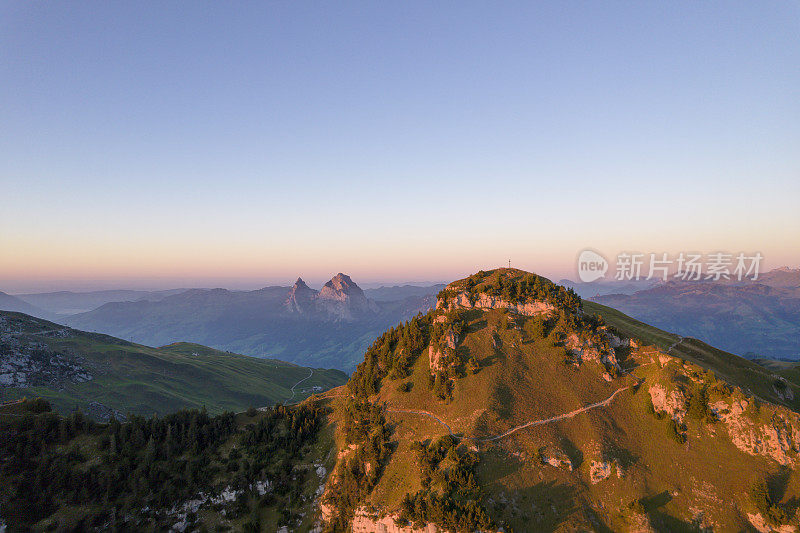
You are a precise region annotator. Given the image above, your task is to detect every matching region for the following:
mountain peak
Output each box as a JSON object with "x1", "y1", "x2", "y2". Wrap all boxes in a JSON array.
[
  {"x1": 323, "y1": 273, "x2": 358, "y2": 292},
  {"x1": 320, "y1": 273, "x2": 363, "y2": 300},
  {"x1": 285, "y1": 276, "x2": 317, "y2": 313},
  {"x1": 317, "y1": 273, "x2": 375, "y2": 318},
  {"x1": 293, "y1": 277, "x2": 310, "y2": 289},
  {"x1": 284, "y1": 273, "x2": 376, "y2": 318},
  {"x1": 336, "y1": 268, "x2": 800, "y2": 532},
  {"x1": 437, "y1": 268, "x2": 580, "y2": 315}
]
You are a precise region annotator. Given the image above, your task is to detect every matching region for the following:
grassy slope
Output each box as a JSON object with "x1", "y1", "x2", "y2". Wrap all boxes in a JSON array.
[
  {"x1": 583, "y1": 300, "x2": 800, "y2": 411},
  {"x1": 329, "y1": 295, "x2": 800, "y2": 530},
  {"x1": 363, "y1": 309, "x2": 627, "y2": 513},
  {"x1": 0, "y1": 311, "x2": 348, "y2": 417}
]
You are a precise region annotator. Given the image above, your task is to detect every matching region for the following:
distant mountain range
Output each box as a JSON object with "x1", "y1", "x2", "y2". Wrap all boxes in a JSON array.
[
  {"x1": 285, "y1": 274, "x2": 379, "y2": 319},
  {"x1": 559, "y1": 278, "x2": 659, "y2": 298},
  {"x1": 590, "y1": 267, "x2": 800, "y2": 360},
  {"x1": 43, "y1": 274, "x2": 442, "y2": 371},
  {"x1": 13, "y1": 288, "x2": 187, "y2": 315},
  {"x1": 0, "y1": 290, "x2": 49, "y2": 317}
]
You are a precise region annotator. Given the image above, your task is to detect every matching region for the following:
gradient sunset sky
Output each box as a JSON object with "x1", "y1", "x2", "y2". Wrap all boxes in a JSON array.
[{"x1": 2, "y1": 2, "x2": 798, "y2": 292}]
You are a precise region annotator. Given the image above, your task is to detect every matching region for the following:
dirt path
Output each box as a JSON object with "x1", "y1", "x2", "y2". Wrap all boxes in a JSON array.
[
  {"x1": 0, "y1": 399, "x2": 25, "y2": 416},
  {"x1": 387, "y1": 408, "x2": 459, "y2": 436},
  {"x1": 26, "y1": 327, "x2": 72, "y2": 336},
  {"x1": 388, "y1": 384, "x2": 633, "y2": 443},
  {"x1": 283, "y1": 369, "x2": 314, "y2": 406},
  {"x1": 666, "y1": 336, "x2": 684, "y2": 354},
  {"x1": 482, "y1": 386, "x2": 632, "y2": 441}
]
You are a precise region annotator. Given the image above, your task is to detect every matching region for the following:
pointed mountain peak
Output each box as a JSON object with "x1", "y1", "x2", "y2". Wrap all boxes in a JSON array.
[
  {"x1": 324, "y1": 273, "x2": 359, "y2": 292},
  {"x1": 285, "y1": 276, "x2": 318, "y2": 313},
  {"x1": 293, "y1": 277, "x2": 311, "y2": 289},
  {"x1": 318, "y1": 274, "x2": 374, "y2": 316},
  {"x1": 288, "y1": 276, "x2": 316, "y2": 296}
]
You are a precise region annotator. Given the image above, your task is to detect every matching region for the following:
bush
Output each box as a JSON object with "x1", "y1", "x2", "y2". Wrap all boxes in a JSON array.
[
  {"x1": 397, "y1": 382, "x2": 412, "y2": 393},
  {"x1": 246, "y1": 406, "x2": 258, "y2": 417},
  {"x1": 433, "y1": 372, "x2": 452, "y2": 401},
  {"x1": 667, "y1": 419, "x2": 686, "y2": 443},
  {"x1": 22, "y1": 397, "x2": 52, "y2": 414},
  {"x1": 687, "y1": 387, "x2": 714, "y2": 423},
  {"x1": 645, "y1": 397, "x2": 664, "y2": 419},
  {"x1": 523, "y1": 317, "x2": 546, "y2": 341}
]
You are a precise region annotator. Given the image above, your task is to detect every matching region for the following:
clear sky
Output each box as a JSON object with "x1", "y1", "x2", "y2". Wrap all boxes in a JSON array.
[{"x1": 1, "y1": 2, "x2": 798, "y2": 292}]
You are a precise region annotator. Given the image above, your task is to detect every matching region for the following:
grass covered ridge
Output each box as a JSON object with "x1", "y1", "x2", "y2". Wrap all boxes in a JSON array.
[{"x1": 0, "y1": 311, "x2": 348, "y2": 418}]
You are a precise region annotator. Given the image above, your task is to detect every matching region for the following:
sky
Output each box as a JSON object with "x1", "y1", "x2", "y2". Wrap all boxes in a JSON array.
[{"x1": 1, "y1": 2, "x2": 798, "y2": 292}]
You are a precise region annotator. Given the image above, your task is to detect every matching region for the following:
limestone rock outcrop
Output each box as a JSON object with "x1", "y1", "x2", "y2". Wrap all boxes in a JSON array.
[{"x1": 437, "y1": 291, "x2": 555, "y2": 317}]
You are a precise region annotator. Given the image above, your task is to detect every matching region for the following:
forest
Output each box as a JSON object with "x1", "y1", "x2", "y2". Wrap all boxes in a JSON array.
[{"x1": 0, "y1": 397, "x2": 324, "y2": 531}]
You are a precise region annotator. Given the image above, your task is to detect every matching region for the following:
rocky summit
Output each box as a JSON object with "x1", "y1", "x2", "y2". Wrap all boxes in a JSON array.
[{"x1": 319, "y1": 268, "x2": 800, "y2": 532}]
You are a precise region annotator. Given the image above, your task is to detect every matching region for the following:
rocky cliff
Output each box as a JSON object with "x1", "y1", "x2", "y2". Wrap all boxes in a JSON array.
[{"x1": 437, "y1": 291, "x2": 556, "y2": 316}]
